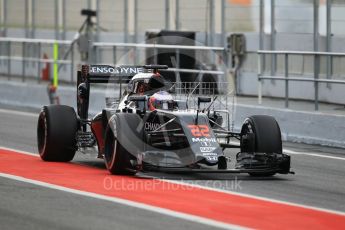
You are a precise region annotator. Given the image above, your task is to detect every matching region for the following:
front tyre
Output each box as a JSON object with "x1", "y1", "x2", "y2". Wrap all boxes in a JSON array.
[
  {"x1": 37, "y1": 105, "x2": 78, "y2": 162},
  {"x1": 240, "y1": 115, "x2": 283, "y2": 177}
]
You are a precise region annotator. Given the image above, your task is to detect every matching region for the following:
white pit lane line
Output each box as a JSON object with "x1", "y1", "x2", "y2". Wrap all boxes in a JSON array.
[
  {"x1": 283, "y1": 149, "x2": 345, "y2": 161},
  {"x1": 0, "y1": 108, "x2": 38, "y2": 117},
  {"x1": 2, "y1": 145, "x2": 345, "y2": 218},
  {"x1": 229, "y1": 141, "x2": 345, "y2": 161},
  {"x1": 1, "y1": 108, "x2": 345, "y2": 217},
  {"x1": 0, "y1": 173, "x2": 247, "y2": 230},
  {"x1": 0, "y1": 145, "x2": 246, "y2": 230},
  {"x1": 0, "y1": 146, "x2": 38, "y2": 157},
  {"x1": 1, "y1": 107, "x2": 344, "y2": 161}
]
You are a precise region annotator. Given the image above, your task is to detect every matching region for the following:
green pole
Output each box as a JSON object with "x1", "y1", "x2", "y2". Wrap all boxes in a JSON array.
[{"x1": 53, "y1": 42, "x2": 59, "y2": 87}]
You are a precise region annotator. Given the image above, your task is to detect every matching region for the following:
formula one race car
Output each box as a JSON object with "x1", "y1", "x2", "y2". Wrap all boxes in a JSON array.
[{"x1": 37, "y1": 64, "x2": 292, "y2": 176}]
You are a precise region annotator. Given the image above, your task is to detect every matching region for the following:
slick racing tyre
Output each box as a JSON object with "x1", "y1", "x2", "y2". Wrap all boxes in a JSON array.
[
  {"x1": 104, "y1": 113, "x2": 142, "y2": 175},
  {"x1": 240, "y1": 115, "x2": 282, "y2": 177},
  {"x1": 37, "y1": 105, "x2": 78, "y2": 162}
]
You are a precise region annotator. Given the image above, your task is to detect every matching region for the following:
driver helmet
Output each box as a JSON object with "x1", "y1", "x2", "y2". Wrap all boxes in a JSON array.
[
  {"x1": 134, "y1": 81, "x2": 151, "y2": 95},
  {"x1": 148, "y1": 91, "x2": 174, "y2": 111}
]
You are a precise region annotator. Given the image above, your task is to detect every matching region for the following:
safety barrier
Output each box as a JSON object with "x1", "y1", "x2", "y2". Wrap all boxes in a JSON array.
[
  {"x1": 0, "y1": 37, "x2": 228, "y2": 87},
  {"x1": 0, "y1": 37, "x2": 74, "y2": 86},
  {"x1": 257, "y1": 50, "x2": 345, "y2": 110}
]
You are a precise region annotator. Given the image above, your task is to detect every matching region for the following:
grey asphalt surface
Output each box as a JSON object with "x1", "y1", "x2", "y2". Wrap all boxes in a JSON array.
[
  {"x1": 0, "y1": 107, "x2": 345, "y2": 230},
  {"x1": 0, "y1": 177, "x2": 219, "y2": 230},
  {"x1": 0, "y1": 107, "x2": 224, "y2": 230}
]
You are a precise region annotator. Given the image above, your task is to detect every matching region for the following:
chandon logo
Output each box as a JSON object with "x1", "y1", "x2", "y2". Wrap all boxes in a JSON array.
[{"x1": 144, "y1": 122, "x2": 160, "y2": 131}]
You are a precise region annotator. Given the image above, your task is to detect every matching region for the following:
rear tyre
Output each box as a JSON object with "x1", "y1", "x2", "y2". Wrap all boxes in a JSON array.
[
  {"x1": 37, "y1": 105, "x2": 78, "y2": 162},
  {"x1": 104, "y1": 113, "x2": 142, "y2": 175},
  {"x1": 240, "y1": 115, "x2": 282, "y2": 177}
]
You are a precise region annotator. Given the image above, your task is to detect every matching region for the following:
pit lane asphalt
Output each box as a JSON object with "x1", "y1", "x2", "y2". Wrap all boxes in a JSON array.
[
  {"x1": 0, "y1": 107, "x2": 226, "y2": 230},
  {"x1": 0, "y1": 107, "x2": 344, "y2": 229}
]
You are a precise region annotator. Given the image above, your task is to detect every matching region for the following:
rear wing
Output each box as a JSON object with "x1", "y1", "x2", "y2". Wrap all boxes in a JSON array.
[{"x1": 80, "y1": 65, "x2": 146, "y2": 83}]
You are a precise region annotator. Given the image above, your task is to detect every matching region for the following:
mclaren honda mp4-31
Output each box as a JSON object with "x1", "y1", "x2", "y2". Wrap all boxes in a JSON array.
[{"x1": 37, "y1": 65, "x2": 293, "y2": 176}]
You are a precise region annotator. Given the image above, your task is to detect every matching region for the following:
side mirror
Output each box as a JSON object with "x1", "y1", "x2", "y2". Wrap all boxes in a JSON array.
[
  {"x1": 198, "y1": 97, "x2": 212, "y2": 104},
  {"x1": 196, "y1": 97, "x2": 211, "y2": 125},
  {"x1": 198, "y1": 97, "x2": 212, "y2": 109}
]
